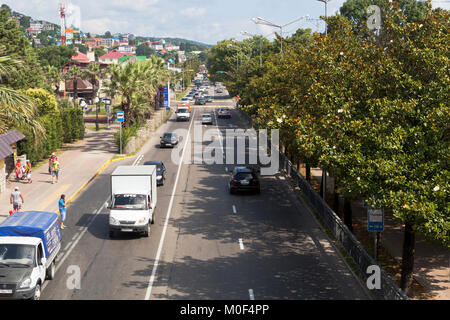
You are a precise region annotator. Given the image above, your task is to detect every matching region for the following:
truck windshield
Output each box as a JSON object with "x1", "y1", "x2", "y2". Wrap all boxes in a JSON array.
[
  {"x1": 178, "y1": 109, "x2": 188, "y2": 113},
  {"x1": 0, "y1": 244, "x2": 35, "y2": 267},
  {"x1": 113, "y1": 194, "x2": 147, "y2": 210}
]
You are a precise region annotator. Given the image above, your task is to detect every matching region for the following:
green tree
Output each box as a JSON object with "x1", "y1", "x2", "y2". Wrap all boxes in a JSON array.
[
  {"x1": 136, "y1": 44, "x2": 156, "y2": 58},
  {"x1": 23, "y1": 88, "x2": 58, "y2": 116},
  {"x1": 0, "y1": 51, "x2": 43, "y2": 136},
  {"x1": 36, "y1": 46, "x2": 75, "y2": 69},
  {"x1": 94, "y1": 47, "x2": 107, "y2": 61},
  {"x1": 0, "y1": 7, "x2": 43, "y2": 89}
]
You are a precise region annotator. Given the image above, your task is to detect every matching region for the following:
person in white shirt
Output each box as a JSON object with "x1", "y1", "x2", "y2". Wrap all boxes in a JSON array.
[{"x1": 10, "y1": 187, "x2": 24, "y2": 212}]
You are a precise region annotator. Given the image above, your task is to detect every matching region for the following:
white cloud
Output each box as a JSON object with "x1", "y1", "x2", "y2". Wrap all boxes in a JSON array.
[
  {"x1": 180, "y1": 7, "x2": 206, "y2": 18},
  {"x1": 110, "y1": 0, "x2": 159, "y2": 11}
]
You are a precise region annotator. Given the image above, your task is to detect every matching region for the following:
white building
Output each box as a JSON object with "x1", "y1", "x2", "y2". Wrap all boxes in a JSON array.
[{"x1": 118, "y1": 45, "x2": 136, "y2": 54}]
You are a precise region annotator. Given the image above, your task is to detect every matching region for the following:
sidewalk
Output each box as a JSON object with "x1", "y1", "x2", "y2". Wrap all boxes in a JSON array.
[
  {"x1": 0, "y1": 127, "x2": 118, "y2": 222},
  {"x1": 0, "y1": 107, "x2": 172, "y2": 223},
  {"x1": 310, "y1": 168, "x2": 449, "y2": 300}
]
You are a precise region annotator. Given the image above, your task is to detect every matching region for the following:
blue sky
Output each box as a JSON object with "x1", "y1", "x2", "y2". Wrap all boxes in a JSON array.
[{"x1": 2, "y1": 1, "x2": 448, "y2": 44}]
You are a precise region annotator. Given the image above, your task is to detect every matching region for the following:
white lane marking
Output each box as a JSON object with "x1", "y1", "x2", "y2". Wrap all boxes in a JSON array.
[
  {"x1": 132, "y1": 154, "x2": 144, "y2": 166},
  {"x1": 249, "y1": 289, "x2": 255, "y2": 300},
  {"x1": 225, "y1": 167, "x2": 228, "y2": 172},
  {"x1": 144, "y1": 108, "x2": 197, "y2": 300},
  {"x1": 239, "y1": 238, "x2": 244, "y2": 250},
  {"x1": 212, "y1": 109, "x2": 225, "y2": 159},
  {"x1": 232, "y1": 205, "x2": 237, "y2": 214},
  {"x1": 42, "y1": 200, "x2": 108, "y2": 291}
]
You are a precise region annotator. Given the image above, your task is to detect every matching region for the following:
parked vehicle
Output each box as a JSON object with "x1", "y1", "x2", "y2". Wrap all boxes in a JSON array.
[
  {"x1": 205, "y1": 96, "x2": 213, "y2": 102},
  {"x1": 144, "y1": 161, "x2": 166, "y2": 186},
  {"x1": 108, "y1": 166, "x2": 157, "y2": 238},
  {"x1": 160, "y1": 132, "x2": 179, "y2": 148},
  {"x1": 217, "y1": 107, "x2": 231, "y2": 119},
  {"x1": 229, "y1": 166, "x2": 261, "y2": 194},
  {"x1": 201, "y1": 113, "x2": 213, "y2": 125},
  {"x1": 0, "y1": 211, "x2": 62, "y2": 300},
  {"x1": 216, "y1": 87, "x2": 223, "y2": 93},
  {"x1": 176, "y1": 105, "x2": 191, "y2": 121}
]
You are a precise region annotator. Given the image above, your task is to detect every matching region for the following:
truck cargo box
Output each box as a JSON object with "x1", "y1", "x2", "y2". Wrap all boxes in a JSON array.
[{"x1": 0, "y1": 211, "x2": 62, "y2": 259}]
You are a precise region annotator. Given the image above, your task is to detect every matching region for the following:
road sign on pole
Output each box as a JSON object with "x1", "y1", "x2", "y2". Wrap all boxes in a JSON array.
[
  {"x1": 117, "y1": 111, "x2": 124, "y2": 154},
  {"x1": 368, "y1": 208, "x2": 384, "y2": 232}
]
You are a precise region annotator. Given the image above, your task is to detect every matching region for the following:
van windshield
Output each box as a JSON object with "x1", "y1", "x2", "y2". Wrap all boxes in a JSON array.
[
  {"x1": 113, "y1": 194, "x2": 147, "y2": 210},
  {"x1": 0, "y1": 244, "x2": 35, "y2": 267},
  {"x1": 178, "y1": 109, "x2": 189, "y2": 113}
]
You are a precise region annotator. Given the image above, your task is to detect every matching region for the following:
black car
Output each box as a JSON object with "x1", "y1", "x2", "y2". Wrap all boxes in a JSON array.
[
  {"x1": 195, "y1": 97, "x2": 206, "y2": 105},
  {"x1": 229, "y1": 166, "x2": 260, "y2": 194},
  {"x1": 144, "y1": 161, "x2": 166, "y2": 186},
  {"x1": 160, "y1": 132, "x2": 179, "y2": 148}
]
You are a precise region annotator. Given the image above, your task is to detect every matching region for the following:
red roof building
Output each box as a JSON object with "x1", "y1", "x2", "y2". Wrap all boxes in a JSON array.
[
  {"x1": 71, "y1": 50, "x2": 90, "y2": 62},
  {"x1": 99, "y1": 50, "x2": 135, "y2": 64}
]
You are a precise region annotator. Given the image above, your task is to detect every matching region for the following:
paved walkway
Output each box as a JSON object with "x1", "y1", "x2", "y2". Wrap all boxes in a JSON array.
[
  {"x1": 0, "y1": 127, "x2": 118, "y2": 220},
  {"x1": 310, "y1": 168, "x2": 449, "y2": 300}
]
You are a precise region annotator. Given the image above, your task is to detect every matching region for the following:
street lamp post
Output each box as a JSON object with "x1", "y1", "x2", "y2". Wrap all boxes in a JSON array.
[
  {"x1": 252, "y1": 15, "x2": 309, "y2": 54},
  {"x1": 317, "y1": 0, "x2": 332, "y2": 36},
  {"x1": 241, "y1": 31, "x2": 262, "y2": 67}
]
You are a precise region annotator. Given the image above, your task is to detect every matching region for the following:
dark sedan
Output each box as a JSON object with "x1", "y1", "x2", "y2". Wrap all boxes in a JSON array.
[
  {"x1": 229, "y1": 166, "x2": 260, "y2": 194},
  {"x1": 144, "y1": 161, "x2": 166, "y2": 186},
  {"x1": 160, "y1": 132, "x2": 179, "y2": 148}
]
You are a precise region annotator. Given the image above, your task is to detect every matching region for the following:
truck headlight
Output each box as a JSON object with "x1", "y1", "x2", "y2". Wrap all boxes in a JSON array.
[
  {"x1": 19, "y1": 277, "x2": 32, "y2": 289},
  {"x1": 109, "y1": 217, "x2": 119, "y2": 225},
  {"x1": 137, "y1": 218, "x2": 147, "y2": 224}
]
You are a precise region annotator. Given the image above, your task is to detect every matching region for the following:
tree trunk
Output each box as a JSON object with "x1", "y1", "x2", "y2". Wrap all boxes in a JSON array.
[
  {"x1": 74, "y1": 78, "x2": 78, "y2": 103},
  {"x1": 344, "y1": 197, "x2": 353, "y2": 232},
  {"x1": 400, "y1": 221, "x2": 415, "y2": 294},
  {"x1": 306, "y1": 163, "x2": 311, "y2": 182},
  {"x1": 333, "y1": 189, "x2": 339, "y2": 214}
]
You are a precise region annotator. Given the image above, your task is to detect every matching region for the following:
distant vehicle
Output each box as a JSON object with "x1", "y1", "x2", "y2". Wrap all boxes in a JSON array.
[
  {"x1": 144, "y1": 161, "x2": 166, "y2": 186},
  {"x1": 217, "y1": 107, "x2": 231, "y2": 119},
  {"x1": 229, "y1": 166, "x2": 260, "y2": 194},
  {"x1": 160, "y1": 132, "x2": 179, "y2": 148},
  {"x1": 0, "y1": 211, "x2": 62, "y2": 300},
  {"x1": 195, "y1": 97, "x2": 206, "y2": 105},
  {"x1": 216, "y1": 87, "x2": 223, "y2": 93},
  {"x1": 201, "y1": 113, "x2": 213, "y2": 125},
  {"x1": 176, "y1": 105, "x2": 191, "y2": 121},
  {"x1": 205, "y1": 96, "x2": 213, "y2": 102},
  {"x1": 181, "y1": 97, "x2": 191, "y2": 103},
  {"x1": 108, "y1": 166, "x2": 157, "y2": 238}
]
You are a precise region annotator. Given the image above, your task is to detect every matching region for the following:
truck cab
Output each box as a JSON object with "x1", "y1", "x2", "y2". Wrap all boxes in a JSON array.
[
  {"x1": 0, "y1": 211, "x2": 61, "y2": 300},
  {"x1": 109, "y1": 166, "x2": 157, "y2": 238},
  {"x1": 176, "y1": 104, "x2": 191, "y2": 122}
]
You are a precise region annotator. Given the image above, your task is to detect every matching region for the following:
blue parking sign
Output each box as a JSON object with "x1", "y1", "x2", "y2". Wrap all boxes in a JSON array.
[
  {"x1": 117, "y1": 111, "x2": 124, "y2": 123},
  {"x1": 368, "y1": 208, "x2": 384, "y2": 232}
]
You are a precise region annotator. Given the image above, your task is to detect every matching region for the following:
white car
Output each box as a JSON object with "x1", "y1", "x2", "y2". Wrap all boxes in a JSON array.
[
  {"x1": 181, "y1": 97, "x2": 191, "y2": 103},
  {"x1": 201, "y1": 113, "x2": 213, "y2": 125}
]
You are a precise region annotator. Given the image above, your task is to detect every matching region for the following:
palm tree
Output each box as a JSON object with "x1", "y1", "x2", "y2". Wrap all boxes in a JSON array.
[
  {"x1": 43, "y1": 65, "x2": 62, "y2": 95},
  {"x1": 67, "y1": 65, "x2": 82, "y2": 105},
  {"x1": 104, "y1": 58, "x2": 170, "y2": 128},
  {"x1": 0, "y1": 50, "x2": 43, "y2": 138}
]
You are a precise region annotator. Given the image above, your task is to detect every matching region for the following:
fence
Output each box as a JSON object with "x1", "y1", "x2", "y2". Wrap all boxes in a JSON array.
[{"x1": 238, "y1": 108, "x2": 408, "y2": 300}]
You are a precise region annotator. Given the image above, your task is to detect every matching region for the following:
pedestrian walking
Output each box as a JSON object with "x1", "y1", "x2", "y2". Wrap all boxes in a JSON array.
[
  {"x1": 15, "y1": 159, "x2": 22, "y2": 180},
  {"x1": 25, "y1": 160, "x2": 32, "y2": 184},
  {"x1": 10, "y1": 187, "x2": 24, "y2": 212},
  {"x1": 51, "y1": 159, "x2": 60, "y2": 184},
  {"x1": 48, "y1": 153, "x2": 57, "y2": 174},
  {"x1": 58, "y1": 194, "x2": 66, "y2": 229}
]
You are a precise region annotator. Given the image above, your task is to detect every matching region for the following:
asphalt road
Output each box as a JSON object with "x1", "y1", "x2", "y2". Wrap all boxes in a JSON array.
[{"x1": 41, "y1": 87, "x2": 370, "y2": 300}]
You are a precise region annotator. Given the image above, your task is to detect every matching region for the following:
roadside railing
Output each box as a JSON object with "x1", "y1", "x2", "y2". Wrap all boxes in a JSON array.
[{"x1": 237, "y1": 108, "x2": 408, "y2": 300}]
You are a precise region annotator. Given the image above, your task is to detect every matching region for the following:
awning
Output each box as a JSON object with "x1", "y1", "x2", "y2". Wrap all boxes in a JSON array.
[{"x1": 0, "y1": 129, "x2": 25, "y2": 160}]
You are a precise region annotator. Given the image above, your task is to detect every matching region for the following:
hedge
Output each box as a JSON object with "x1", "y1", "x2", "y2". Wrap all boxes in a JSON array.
[{"x1": 17, "y1": 107, "x2": 85, "y2": 164}]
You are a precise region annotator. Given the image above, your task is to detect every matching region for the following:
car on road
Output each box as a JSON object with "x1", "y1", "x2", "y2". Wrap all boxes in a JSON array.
[
  {"x1": 160, "y1": 132, "x2": 179, "y2": 148},
  {"x1": 195, "y1": 97, "x2": 206, "y2": 105},
  {"x1": 201, "y1": 113, "x2": 213, "y2": 125},
  {"x1": 217, "y1": 107, "x2": 231, "y2": 118},
  {"x1": 181, "y1": 97, "x2": 191, "y2": 103},
  {"x1": 216, "y1": 87, "x2": 223, "y2": 93},
  {"x1": 229, "y1": 166, "x2": 260, "y2": 194},
  {"x1": 144, "y1": 161, "x2": 166, "y2": 186},
  {"x1": 205, "y1": 96, "x2": 213, "y2": 102}
]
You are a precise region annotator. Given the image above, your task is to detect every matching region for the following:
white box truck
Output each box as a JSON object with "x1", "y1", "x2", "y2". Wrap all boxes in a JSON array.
[
  {"x1": 108, "y1": 166, "x2": 157, "y2": 238},
  {"x1": 0, "y1": 211, "x2": 62, "y2": 300}
]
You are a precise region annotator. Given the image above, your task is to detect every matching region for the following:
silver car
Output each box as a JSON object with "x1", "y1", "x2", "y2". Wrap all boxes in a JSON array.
[{"x1": 201, "y1": 113, "x2": 213, "y2": 125}]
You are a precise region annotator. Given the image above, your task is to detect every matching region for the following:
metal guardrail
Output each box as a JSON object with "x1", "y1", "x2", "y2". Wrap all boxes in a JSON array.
[{"x1": 237, "y1": 108, "x2": 408, "y2": 300}]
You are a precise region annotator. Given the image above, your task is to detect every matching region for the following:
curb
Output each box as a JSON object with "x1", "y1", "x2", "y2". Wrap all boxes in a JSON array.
[{"x1": 65, "y1": 154, "x2": 134, "y2": 207}]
